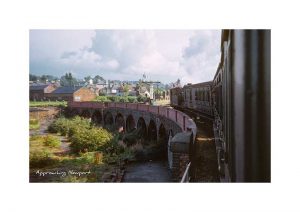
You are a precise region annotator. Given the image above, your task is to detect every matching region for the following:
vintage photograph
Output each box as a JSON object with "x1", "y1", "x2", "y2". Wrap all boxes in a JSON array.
[{"x1": 29, "y1": 29, "x2": 270, "y2": 182}]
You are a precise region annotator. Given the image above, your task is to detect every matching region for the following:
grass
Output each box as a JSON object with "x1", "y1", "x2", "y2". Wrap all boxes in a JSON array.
[
  {"x1": 29, "y1": 134, "x2": 116, "y2": 182},
  {"x1": 30, "y1": 101, "x2": 67, "y2": 107},
  {"x1": 29, "y1": 119, "x2": 40, "y2": 130},
  {"x1": 30, "y1": 116, "x2": 139, "y2": 182},
  {"x1": 153, "y1": 99, "x2": 170, "y2": 106}
]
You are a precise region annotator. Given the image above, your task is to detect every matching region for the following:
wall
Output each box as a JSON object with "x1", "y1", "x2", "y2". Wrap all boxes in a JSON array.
[{"x1": 74, "y1": 87, "x2": 96, "y2": 102}]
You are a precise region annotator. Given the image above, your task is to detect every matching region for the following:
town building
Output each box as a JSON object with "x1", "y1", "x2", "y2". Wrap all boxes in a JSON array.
[
  {"x1": 29, "y1": 83, "x2": 58, "y2": 101},
  {"x1": 47, "y1": 86, "x2": 96, "y2": 102}
]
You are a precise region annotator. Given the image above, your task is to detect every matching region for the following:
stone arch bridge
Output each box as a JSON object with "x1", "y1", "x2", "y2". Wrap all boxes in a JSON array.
[
  {"x1": 68, "y1": 101, "x2": 197, "y2": 181},
  {"x1": 68, "y1": 102, "x2": 196, "y2": 141}
]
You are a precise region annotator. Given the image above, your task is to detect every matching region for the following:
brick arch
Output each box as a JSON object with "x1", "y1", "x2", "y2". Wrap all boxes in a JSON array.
[
  {"x1": 137, "y1": 117, "x2": 147, "y2": 140},
  {"x1": 168, "y1": 129, "x2": 174, "y2": 137},
  {"x1": 126, "y1": 114, "x2": 136, "y2": 132},
  {"x1": 148, "y1": 119, "x2": 157, "y2": 142},
  {"x1": 104, "y1": 111, "x2": 114, "y2": 126},
  {"x1": 158, "y1": 123, "x2": 168, "y2": 158},
  {"x1": 91, "y1": 110, "x2": 102, "y2": 125},
  {"x1": 115, "y1": 113, "x2": 125, "y2": 132},
  {"x1": 65, "y1": 108, "x2": 79, "y2": 118},
  {"x1": 81, "y1": 109, "x2": 92, "y2": 118},
  {"x1": 159, "y1": 124, "x2": 167, "y2": 142}
]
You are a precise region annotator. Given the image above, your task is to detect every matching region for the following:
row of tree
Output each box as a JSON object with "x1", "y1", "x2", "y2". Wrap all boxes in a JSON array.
[{"x1": 30, "y1": 73, "x2": 106, "y2": 87}]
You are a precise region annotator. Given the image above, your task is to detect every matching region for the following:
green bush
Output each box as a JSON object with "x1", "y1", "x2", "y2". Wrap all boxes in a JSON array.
[
  {"x1": 70, "y1": 127, "x2": 113, "y2": 153},
  {"x1": 44, "y1": 135, "x2": 61, "y2": 148},
  {"x1": 29, "y1": 119, "x2": 40, "y2": 130},
  {"x1": 119, "y1": 97, "x2": 128, "y2": 103},
  {"x1": 107, "y1": 96, "x2": 118, "y2": 102},
  {"x1": 137, "y1": 95, "x2": 148, "y2": 102},
  {"x1": 128, "y1": 96, "x2": 138, "y2": 103},
  {"x1": 30, "y1": 119, "x2": 39, "y2": 125},
  {"x1": 48, "y1": 116, "x2": 91, "y2": 136},
  {"x1": 94, "y1": 96, "x2": 111, "y2": 102},
  {"x1": 94, "y1": 95, "x2": 138, "y2": 103}
]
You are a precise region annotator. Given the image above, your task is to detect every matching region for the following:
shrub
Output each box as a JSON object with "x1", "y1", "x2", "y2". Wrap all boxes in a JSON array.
[
  {"x1": 44, "y1": 135, "x2": 61, "y2": 148},
  {"x1": 128, "y1": 96, "x2": 138, "y2": 103},
  {"x1": 30, "y1": 119, "x2": 39, "y2": 125},
  {"x1": 119, "y1": 97, "x2": 128, "y2": 103},
  {"x1": 94, "y1": 96, "x2": 111, "y2": 102},
  {"x1": 29, "y1": 119, "x2": 40, "y2": 130},
  {"x1": 30, "y1": 150, "x2": 58, "y2": 168},
  {"x1": 137, "y1": 95, "x2": 148, "y2": 103},
  {"x1": 48, "y1": 116, "x2": 91, "y2": 136},
  {"x1": 48, "y1": 117, "x2": 69, "y2": 134},
  {"x1": 107, "y1": 96, "x2": 118, "y2": 102},
  {"x1": 70, "y1": 127, "x2": 113, "y2": 153}
]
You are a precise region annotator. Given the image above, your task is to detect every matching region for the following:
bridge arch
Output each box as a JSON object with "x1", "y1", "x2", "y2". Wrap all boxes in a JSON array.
[
  {"x1": 137, "y1": 117, "x2": 147, "y2": 140},
  {"x1": 104, "y1": 111, "x2": 114, "y2": 126},
  {"x1": 148, "y1": 119, "x2": 157, "y2": 142},
  {"x1": 65, "y1": 108, "x2": 79, "y2": 118},
  {"x1": 158, "y1": 124, "x2": 168, "y2": 158},
  {"x1": 168, "y1": 129, "x2": 174, "y2": 137},
  {"x1": 91, "y1": 110, "x2": 102, "y2": 125},
  {"x1": 126, "y1": 114, "x2": 136, "y2": 132},
  {"x1": 81, "y1": 109, "x2": 91, "y2": 119},
  {"x1": 115, "y1": 113, "x2": 125, "y2": 132},
  {"x1": 159, "y1": 124, "x2": 167, "y2": 142}
]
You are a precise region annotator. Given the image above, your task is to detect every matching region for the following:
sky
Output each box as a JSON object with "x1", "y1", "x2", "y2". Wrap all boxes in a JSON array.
[{"x1": 30, "y1": 30, "x2": 221, "y2": 85}]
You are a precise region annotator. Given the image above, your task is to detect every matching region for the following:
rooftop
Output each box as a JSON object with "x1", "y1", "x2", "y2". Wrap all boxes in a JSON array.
[
  {"x1": 52, "y1": 86, "x2": 82, "y2": 94},
  {"x1": 30, "y1": 84, "x2": 50, "y2": 91}
]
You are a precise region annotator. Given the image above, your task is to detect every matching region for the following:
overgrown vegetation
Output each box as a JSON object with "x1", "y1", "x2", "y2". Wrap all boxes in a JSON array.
[
  {"x1": 94, "y1": 95, "x2": 146, "y2": 103},
  {"x1": 48, "y1": 116, "x2": 91, "y2": 136},
  {"x1": 70, "y1": 127, "x2": 113, "y2": 153},
  {"x1": 30, "y1": 101, "x2": 67, "y2": 107},
  {"x1": 29, "y1": 135, "x2": 61, "y2": 168},
  {"x1": 44, "y1": 135, "x2": 61, "y2": 147},
  {"x1": 29, "y1": 119, "x2": 40, "y2": 130},
  {"x1": 30, "y1": 115, "x2": 164, "y2": 182}
]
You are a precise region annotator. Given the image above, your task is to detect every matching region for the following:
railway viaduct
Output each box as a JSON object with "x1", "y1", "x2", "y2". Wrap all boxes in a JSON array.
[
  {"x1": 67, "y1": 101, "x2": 197, "y2": 181},
  {"x1": 68, "y1": 102, "x2": 196, "y2": 141}
]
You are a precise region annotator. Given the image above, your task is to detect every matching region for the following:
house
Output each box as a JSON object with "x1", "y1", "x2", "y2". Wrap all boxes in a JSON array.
[
  {"x1": 47, "y1": 86, "x2": 96, "y2": 102},
  {"x1": 29, "y1": 83, "x2": 57, "y2": 101}
]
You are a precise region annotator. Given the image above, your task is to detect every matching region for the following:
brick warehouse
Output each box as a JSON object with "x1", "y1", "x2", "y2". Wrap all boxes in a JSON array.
[
  {"x1": 46, "y1": 86, "x2": 96, "y2": 102},
  {"x1": 29, "y1": 84, "x2": 58, "y2": 101}
]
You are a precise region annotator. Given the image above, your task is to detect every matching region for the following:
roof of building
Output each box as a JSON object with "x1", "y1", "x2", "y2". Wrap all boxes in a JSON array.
[
  {"x1": 30, "y1": 84, "x2": 50, "y2": 91},
  {"x1": 52, "y1": 86, "x2": 82, "y2": 94},
  {"x1": 183, "y1": 81, "x2": 213, "y2": 89}
]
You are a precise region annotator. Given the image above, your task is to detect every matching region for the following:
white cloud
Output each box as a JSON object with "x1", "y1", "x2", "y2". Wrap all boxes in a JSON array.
[
  {"x1": 180, "y1": 30, "x2": 221, "y2": 84},
  {"x1": 30, "y1": 30, "x2": 221, "y2": 84}
]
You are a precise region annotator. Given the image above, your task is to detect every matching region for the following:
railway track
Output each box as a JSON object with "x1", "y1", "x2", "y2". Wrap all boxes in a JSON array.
[{"x1": 175, "y1": 107, "x2": 219, "y2": 182}]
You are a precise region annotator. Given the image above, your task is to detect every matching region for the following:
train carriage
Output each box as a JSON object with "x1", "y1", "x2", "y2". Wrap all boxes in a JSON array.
[{"x1": 170, "y1": 29, "x2": 270, "y2": 182}]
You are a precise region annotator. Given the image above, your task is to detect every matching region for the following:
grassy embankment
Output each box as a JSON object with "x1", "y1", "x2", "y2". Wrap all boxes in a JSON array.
[
  {"x1": 29, "y1": 116, "x2": 135, "y2": 182},
  {"x1": 30, "y1": 101, "x2": 67, "y2": 107}
]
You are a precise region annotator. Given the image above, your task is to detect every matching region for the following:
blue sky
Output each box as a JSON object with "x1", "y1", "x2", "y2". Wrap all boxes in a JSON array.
[{"x1": 30, "y1": 30, "x2": 221, "y2": 84}]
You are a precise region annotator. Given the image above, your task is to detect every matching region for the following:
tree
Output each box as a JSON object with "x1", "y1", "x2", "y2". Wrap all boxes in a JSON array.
[
  {"x1": 123, "y1": 84, "x2": 130, "y2": 96},
  {"x1": 93, "y1": 75, "x2": 105, "y2": 84},
  {"x1": 84, "y1": 76, "x2": 92, "y2": 83},
  {"x1": 29, "y1": 74, "x2": 38, "y2": 82},
  {"x1": 60, "y1": 73, "x2": 77, "y2": 86},
  {"x1": 40, "y1": 75, "x2": 48, "y2": 82}
]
